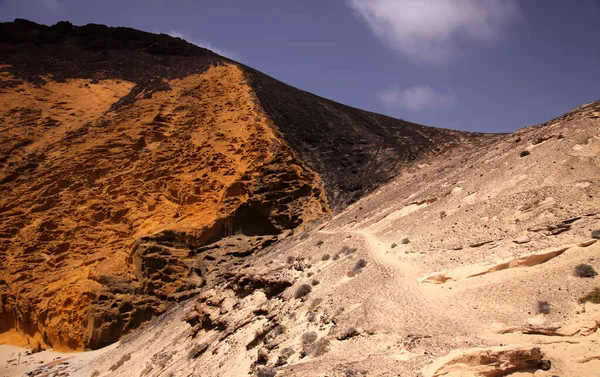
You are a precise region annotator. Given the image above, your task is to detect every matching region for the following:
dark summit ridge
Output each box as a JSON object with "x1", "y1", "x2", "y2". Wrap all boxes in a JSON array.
[
  {"x1": 245, "y1": 69, "x2": 469, "y2": 209},
  {"x1": 0, "y1": 19, "x2": 473, "y2": 210}
]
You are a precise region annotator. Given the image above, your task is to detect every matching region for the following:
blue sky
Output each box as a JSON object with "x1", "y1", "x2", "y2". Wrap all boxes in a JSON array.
[{"x1": 1, "y1": 0, "x2": 599, "y2": 133}]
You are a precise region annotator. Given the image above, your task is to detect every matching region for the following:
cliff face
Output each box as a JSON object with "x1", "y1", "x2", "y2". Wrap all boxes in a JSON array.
[{"x1": 0, "y1": 20, "x2": 470, "y2": 350}]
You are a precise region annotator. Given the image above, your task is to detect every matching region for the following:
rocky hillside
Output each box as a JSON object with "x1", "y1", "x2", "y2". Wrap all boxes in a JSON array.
[
  {"x1": 0, "y1": 19, "x2": 470, "y2": 351},
  {"x1": 7, "y1": 99, "x2": 595, "y2": 377},
  {"x1": 4, "y1": 99, "x2": 599, "y2": 377}
]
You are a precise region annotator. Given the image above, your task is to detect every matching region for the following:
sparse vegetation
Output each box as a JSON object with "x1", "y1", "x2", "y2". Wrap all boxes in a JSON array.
[
  {"x1": 578, "y1": 288, "x2": 600, "y2": 304},
  {"x1": 302, "y1": 331, "x2": 318, "y2": 345},
  {"x1": 573, "y1": 264, "x2": 597, "y2": 278},
  {"x1": 271, "y1": 324, "x2": 286, "y2": 337},
  {"x1": 311, "y1": 278, "x2": 320, "y2": 286},
  {"x1": 287, "y1": 255, "x2": 295, "y2": 264},
  {"x1": 306, "y1": 338, "x2": 330, "y2": 357},
  {"x1": 592, "y1": 229, "x2": 600, "y2": 239},
  {"x1": 401, "y1": 238, "x2": 410, "y2": 245},
  {"x1": 256, "y1": 367, "x2": 277, "y2": 377},
  {"x1": 307, "y1": 311, "x2": 317, "y2": 322},
  {"x1": 347, "y1": 258, "x2": 368, "y2": 277},
  {"x1": 342, "y1": 246, "x2": 357, "y2": 255},
  {"x1": 109, "y1": 353, "x2": 131, "y2": 372},
  {"x1": 440, "y1": 211, "x2": 447, "y2": 219},
  {"x1": 390, "y1": 243, "x2": 397, "y2": 249},
  {"x1": 316, "y1": 240, "x2": 324, "y2": 247},
  {"x1": 520, "y1": 150, "x2": 530, "y2": 157},
  {"x1": 536, "y1": 300, "x2": 551, "y2": 315},
  {"x1": 91, "y1": 371, "x2": 100, "y2": 377},
  {"x1": 275, "y1": 347, "x2": 295, "y2": 366},
  {"x1": 355, "y1": 258, "x2": 367, "y2": 270},
  {"x1": 332, "y1": 253, "x2": 340, "y2": 260},
  {"x1": 294, "y1": 283, "x2": 312, "y2": 299},
  {"x1": 321, "y1": 254, "x2": 330, "y2": 261},
  {"x1": 188, "y1": 343, "x2": 208, "y2": 359},
  {"x1": 336, "y1": 327, "x2": 360, "y2": 341}
]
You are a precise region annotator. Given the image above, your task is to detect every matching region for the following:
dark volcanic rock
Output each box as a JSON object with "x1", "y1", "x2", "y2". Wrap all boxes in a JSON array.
[{"x1": 245, "y1": 69, "x2": 471, "y2": 209}]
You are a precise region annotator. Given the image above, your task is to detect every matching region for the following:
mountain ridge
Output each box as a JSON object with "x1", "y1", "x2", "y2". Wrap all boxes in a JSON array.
[{"x1": 0, "y1": 19, "x2": 473, "y2": 351}]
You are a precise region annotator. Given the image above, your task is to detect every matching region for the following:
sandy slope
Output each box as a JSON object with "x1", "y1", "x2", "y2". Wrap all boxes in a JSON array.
[{"x1": 2, "y1": 102, "x2": 599, "y2": 376}]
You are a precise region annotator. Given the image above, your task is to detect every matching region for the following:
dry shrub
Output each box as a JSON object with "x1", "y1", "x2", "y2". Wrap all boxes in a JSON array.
[
  {"x1": 573, "y1": 264, "x2": 597, "y2": 278},
  {"x1": 302, "y1": 331, "x2": 318, "y2": 345},
  {"x1": 294, "y1": 284, "x2": 312, "y2": 299},
  {"x1": 536, "y1": 300, "x2": 550, "y2": 315}
]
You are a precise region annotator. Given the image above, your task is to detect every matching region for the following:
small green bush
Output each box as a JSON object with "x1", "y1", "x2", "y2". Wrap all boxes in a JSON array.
[{"x1": 321, "y1": 254, "x2": 330, "y2": 261}]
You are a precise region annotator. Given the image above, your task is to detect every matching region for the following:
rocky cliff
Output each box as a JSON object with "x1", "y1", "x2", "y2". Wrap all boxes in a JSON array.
[{"x1": 0, "y1": 19, "x2": 470, "y2": 351}]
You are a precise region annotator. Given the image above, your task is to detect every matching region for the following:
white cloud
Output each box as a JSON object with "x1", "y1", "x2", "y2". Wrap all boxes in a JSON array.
[
  {"x1": 348, "y1": 0, "x2": 520, "y2": 64},
  {"x1": 166, "y1": 30, "x2": 239, "y2": 60},
  {"x1": 379, "y1": 85, "x2": 456, "y2": 111}
]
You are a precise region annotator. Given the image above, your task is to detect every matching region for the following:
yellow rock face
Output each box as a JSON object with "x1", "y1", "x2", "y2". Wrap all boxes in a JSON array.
[{"x1": 0, "y1": 64, "x2": 328, "y2": 350}]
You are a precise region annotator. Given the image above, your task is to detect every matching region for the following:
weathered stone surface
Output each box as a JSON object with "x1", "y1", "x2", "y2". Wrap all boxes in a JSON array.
[{"x1": 429, "y1": 347, "x2": 545, "y2": 377}]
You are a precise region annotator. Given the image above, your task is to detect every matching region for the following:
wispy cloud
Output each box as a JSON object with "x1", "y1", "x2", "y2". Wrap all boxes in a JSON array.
[
  {"x1": 348, "y1": 0, "x2": 520, "y2": 64},
  {"x1": 379, "y1": 85, "x2": 456, "y2": 111},
  {"x1": 40, "y1": 0, "x2": 62, "y2": 13},
  {"x1": 166, "y1": 30, "x2": 239, "y2": 61}
]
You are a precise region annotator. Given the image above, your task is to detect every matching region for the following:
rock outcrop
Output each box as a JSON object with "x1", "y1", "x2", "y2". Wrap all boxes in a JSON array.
[{"x1": 427, "y1": 346, "x2": 546, "y2": 377}]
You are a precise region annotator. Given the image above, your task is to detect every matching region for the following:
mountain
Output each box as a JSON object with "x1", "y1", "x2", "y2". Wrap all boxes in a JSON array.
[
  {"x1": 4, "y1": 99, "x2": 599, "y2": 377},
  {"x1": 0, "y1": 20, "x2": 473, "y2": 351}
]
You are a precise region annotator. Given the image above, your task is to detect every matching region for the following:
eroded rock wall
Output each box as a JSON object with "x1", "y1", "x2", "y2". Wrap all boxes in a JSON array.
[{"x1": 0, "y1": 64, "x2": 327, "y2": 350}]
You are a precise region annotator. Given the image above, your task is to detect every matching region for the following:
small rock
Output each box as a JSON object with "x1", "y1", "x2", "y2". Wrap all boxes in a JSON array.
[
  {"x1": 539, "y1": 359, "x2": 551, "y2": 371},
  {"x1": 513, "y1": 235, "x2": 530, "y2": 244},
  {"x1": 257, "y1": 347, "x2": 269, "y2": 364}
]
